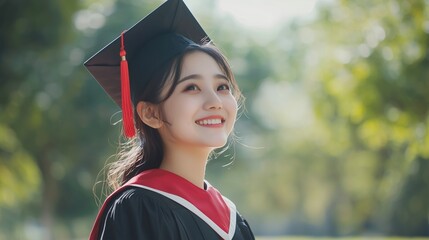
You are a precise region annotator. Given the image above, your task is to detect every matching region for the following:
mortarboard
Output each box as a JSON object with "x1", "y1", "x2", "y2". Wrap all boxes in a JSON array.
[{"x1": 84, "y1": 0, "x2": 211, "y2": 138}]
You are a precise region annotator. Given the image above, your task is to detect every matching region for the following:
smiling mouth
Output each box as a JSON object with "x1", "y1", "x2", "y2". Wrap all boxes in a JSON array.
[{"x1": 195, "y1": 118, "x2": 225, "y2": 126}]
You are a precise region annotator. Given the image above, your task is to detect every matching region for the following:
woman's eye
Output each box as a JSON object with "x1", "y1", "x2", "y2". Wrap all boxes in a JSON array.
[
  {"x1": 184, "y1": 84, "x2": 199, "y2": 91},
  {"x1": 218, "y1": 84, "x2": 231, "y2": 91}
]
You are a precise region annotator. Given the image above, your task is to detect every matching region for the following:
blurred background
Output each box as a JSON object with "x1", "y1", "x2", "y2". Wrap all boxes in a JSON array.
[{"x1": 0, "y1": 0, "x2": 428, "y2": 239}]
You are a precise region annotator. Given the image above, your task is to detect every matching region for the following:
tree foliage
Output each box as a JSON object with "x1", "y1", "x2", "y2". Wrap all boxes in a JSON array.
[
  {"x1": 0, "y1": 0, "x2": 116, "y2": 239},
  {"x1": 224, "y1": 0, "x2": 429, "y2": 236}
]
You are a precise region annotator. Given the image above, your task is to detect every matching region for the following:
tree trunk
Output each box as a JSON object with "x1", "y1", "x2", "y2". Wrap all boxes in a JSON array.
[{"x1": 39, "y1": 151, "x2": 58, "y2": 240}]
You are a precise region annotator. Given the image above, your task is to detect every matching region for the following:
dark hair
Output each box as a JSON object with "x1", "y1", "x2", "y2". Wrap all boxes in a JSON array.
[{"x1": 107, "y1": 44, "x2": 243, "y2": 190}]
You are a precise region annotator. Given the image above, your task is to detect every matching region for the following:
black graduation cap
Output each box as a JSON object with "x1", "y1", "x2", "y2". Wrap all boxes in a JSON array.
[{"x1": 84, "y1": 0, "x2": 210, "y2": 138}]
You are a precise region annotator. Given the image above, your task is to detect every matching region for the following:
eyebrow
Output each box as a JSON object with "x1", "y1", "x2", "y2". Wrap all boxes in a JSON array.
[{"x1": 178, "y1": 73, "x2": 228, "y2": 83}]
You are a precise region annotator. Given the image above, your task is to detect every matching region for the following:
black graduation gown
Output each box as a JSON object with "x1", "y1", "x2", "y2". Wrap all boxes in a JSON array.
[{"x1": 89, "y1": 169, "x2": 255, "y2": 240}]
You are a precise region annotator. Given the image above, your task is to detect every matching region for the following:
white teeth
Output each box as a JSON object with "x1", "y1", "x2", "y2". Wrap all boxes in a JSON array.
[{"x1": 197, "y1": 119, "x2": 222, "y2": 125}]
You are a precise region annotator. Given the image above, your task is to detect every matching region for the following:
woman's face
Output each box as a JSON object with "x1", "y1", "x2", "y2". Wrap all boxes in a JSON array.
[{"x1": 158, "y1": 51, "x2": 238, "y2": 150}]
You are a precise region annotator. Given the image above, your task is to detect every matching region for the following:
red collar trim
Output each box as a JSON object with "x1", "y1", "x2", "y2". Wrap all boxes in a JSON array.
[
  {"x1": 127, "y1": 169, "x2": 231, "y2": 233},
  {"x1": 89, "y1": 169, "x2": 236, "y2": 240}
]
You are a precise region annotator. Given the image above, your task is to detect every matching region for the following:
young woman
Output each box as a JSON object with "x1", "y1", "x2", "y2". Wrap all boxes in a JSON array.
[{"x1": 84, "y1": 0, "x2": 254, "y2": 239}]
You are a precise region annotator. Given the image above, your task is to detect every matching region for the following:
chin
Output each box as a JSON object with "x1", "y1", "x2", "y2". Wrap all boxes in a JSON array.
[
  {"x1": 194, "y1": 139, "x2": 227, "y2": 149},
  {"x1": 207, "y1": 140, "x2": 229, "y2": 149}
]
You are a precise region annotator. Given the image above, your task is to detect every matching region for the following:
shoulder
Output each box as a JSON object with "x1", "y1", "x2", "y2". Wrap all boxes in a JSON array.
[
  {"x1": 109, "y1": 186, "x2": 169, "y2": 205},
  {"x1": 104, "y1": 186, "x2": 182, "y2": 217},
  {"x1": 234, "y1": 211, "x2": 255, "y2": 240},
  {"x1": 96, "y1": 187, "x2": 181, "y2": 240},
  {"x1": 221, "y1": 195, "x2": 255, "y2": 240},
  {"x1": 101, "y1": 186, "x2": 167, "y2": 223}
]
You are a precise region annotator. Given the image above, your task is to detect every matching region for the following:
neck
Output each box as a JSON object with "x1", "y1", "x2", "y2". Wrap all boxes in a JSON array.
[{"x1": 160, "y1": 145, "x2": 212, "y2": 189}]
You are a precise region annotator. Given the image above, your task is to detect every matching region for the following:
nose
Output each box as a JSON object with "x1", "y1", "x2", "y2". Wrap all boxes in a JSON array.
[{"x1": 203, "y1": 89, "x2": 222, "y2": 110}]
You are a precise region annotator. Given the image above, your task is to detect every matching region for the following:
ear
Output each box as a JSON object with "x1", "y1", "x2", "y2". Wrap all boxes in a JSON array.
[{"x1": 136, "y1": 101, "x2": 163, "y2": 129}]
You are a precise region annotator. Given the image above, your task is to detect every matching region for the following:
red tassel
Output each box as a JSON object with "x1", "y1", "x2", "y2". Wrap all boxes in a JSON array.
[{"x1": 120, "y1": 32, "x2": 136, "y2": 138}]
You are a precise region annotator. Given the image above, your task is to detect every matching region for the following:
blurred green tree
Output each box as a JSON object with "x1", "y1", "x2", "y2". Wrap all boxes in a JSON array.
[
  {"x1": 0, "y1": 0, "x2": 118, "y2": 239},
  {"x1": 233, "y1": 0, "x2": 429, "y2": 236},
  {"x1": 306, "y1": 0, "x2": 429, "y2": 235}
]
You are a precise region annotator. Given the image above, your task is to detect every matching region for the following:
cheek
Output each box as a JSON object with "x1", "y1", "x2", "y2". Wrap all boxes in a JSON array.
[
  {"x1": 160, "y1": 100, "x2": 176, "y2": 123},
  {"x1": 226, "y1": 96, "x2": 238, "y2": 116},
  {"x1": 226, "y1": 99, "x2": 238, "y2": 134},
  {"x1": 223, "y1": 96, "x2": 238, "y2": 131},
  {"x1": 162, "y1": 96, "x2": 195, "y2": 122}
]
